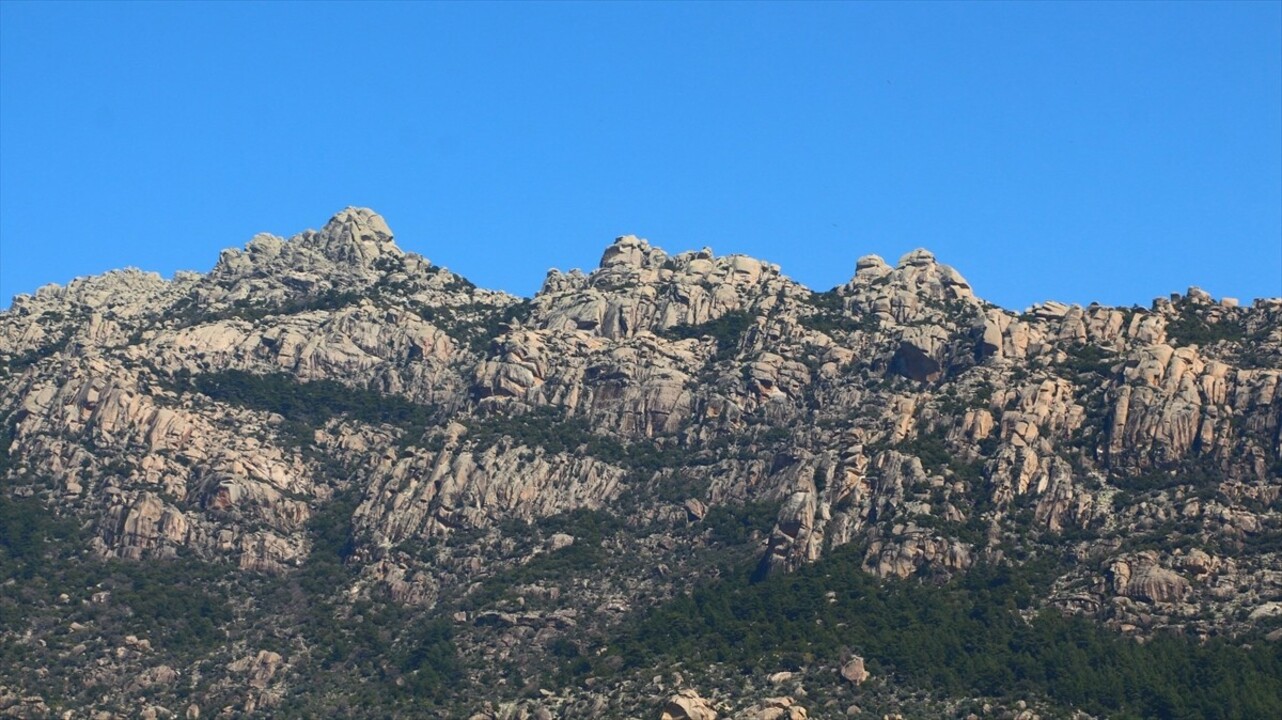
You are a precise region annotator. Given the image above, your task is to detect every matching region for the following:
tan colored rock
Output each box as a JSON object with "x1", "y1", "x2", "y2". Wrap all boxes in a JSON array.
[
  {"x1": 353, "y1": 443, "x2": 629, "y2": 547},
  {"x1": 1248, "y1": 602, "x2": 1282, "y2": 620},
  {"x1": 547, "y1": 533, "x2": 576, "y2": 551},
  {"x1": 660, "y1": 689, "x2": 717, "y2": 720},
  {"x1": 126, "y1": 665, "x2": 178, "y2": 692},
  {"x1": 683, "y1": 498, "x2": 708, "y2": 521},
  {"x1": 1179, "y1": 549, "x2": 1218, "y2": 577},
  {"x1": 741, "y1": 696, "x2": 808, "y2": 720},
  {"x1": 760, "y1": 487, "x2": 821, "y2": 576},
  {"x1": 1109, "y1": 554, "x2": 1190, "y2": 604},
  {"x1": 535, "y1": 235, "x2": 798, "y2": 341},
  {"x1": 227, "y1": 650, "x2": 284, "y2": 690},
  {"x1": 841, "y1": 656, "x2": 870, "y2": 685}
]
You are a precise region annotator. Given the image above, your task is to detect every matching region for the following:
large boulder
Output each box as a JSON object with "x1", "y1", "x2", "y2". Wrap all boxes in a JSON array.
[{"x1": 660, "y1": 689, "x2": 718, "y2": 720}]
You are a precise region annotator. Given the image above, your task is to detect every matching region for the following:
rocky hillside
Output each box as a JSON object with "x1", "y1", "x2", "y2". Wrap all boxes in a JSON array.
[{"x1": 2, "y1": 208, "x2": 1280, "y2": 719}]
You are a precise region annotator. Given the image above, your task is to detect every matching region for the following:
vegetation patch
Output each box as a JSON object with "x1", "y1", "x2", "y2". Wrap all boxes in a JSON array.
[
  {"x1": 799, "y1": 289, "x2": 880, "y2": 335},
  {"x1": 168, "y1": 370, "x2": 440, "y2": 447},
  {"x1": 465, "y1": 405, "x2": 701, "y2": 472},
  {"x1": 661, "y1": 310, "x2": 757, "y2": 361},
  {"x1": 461, "y1": 509, "x2": 623, "y2": 611},
  {"x1": 169, "y1": 288, "x2": 365, "y2": 326},
  {"x1": 1057, "y1": 343, "x2": 1117, "y2": 380},
  {"x1": 414, "y1": 300, "x2": 533, "y2": 353},
  {"x1": 583, "y1": 546, "x2": 1282, "y2": 719},
  {"x1": 1, "y1": 491, "x2": 233, "y2": 658},
  {"x1": 1166, "y1": 311, "x2": 1247, "y2": 348}
]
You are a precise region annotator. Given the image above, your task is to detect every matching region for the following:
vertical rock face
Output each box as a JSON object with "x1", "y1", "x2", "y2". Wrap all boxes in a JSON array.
[{"x1": 1, "y1": 207, "x2": 1281, "y2": 714}]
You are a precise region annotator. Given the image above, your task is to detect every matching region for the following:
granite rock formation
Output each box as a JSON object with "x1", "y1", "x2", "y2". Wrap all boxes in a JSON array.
[{"x1": 2, "y1": 208, "x2": 1279, "y2": 717}]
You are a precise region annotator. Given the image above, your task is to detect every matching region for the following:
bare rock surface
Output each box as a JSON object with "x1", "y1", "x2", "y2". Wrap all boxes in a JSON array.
[{"x1": 660, "y1": 689, "x2": 718, "y2": 720}]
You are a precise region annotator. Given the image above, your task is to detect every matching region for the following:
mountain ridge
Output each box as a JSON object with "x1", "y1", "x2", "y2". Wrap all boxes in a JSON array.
[
  {"x1": 10, "y1": 207, "x2": 1271, "y2": 318},
  {"x1": 2, "y1": 208, "x2": 1280, "y2": 718}
]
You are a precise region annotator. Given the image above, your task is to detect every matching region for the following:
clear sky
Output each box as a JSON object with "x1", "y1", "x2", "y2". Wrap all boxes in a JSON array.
[{"x1": 1, "y1": 1, "x2": 1279, "y2": 311}]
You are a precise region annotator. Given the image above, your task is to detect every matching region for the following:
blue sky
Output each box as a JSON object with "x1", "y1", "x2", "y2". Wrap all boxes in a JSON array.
[{"x1": 1, "y1": 1, "x2": 1279, "y2": 310}]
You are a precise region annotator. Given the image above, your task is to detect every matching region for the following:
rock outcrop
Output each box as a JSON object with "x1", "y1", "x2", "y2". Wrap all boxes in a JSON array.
[
  {"x1": 2, "y1": 207, "x2": 1279, "y2": 717},
  {"x1": 660, "y1": 690, "x2": 718, "y2": 720}
]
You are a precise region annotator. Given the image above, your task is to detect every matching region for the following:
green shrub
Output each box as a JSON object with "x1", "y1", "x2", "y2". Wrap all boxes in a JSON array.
[
  {"x1": 661, "y1": 310, "x2": 757, "y2": 361},
  {"x1": 583, "y1": 546, "x2": 1282, "y2": 718},
  {"x1": 168, "y1": 370, "x2": 439, "y2": 447},
  {"x1": 798, "y1": 289, "x2": 880, "y2": 335}
]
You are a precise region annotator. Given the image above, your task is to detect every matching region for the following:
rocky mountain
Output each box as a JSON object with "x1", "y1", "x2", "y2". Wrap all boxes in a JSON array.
[{"x1": 2, "y1": 208, "x2": 1280, "y2": 719}]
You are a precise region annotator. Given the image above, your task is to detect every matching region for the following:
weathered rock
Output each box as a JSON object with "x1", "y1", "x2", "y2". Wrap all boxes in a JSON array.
[
  {"x1": 660, "y1": 689, "x2": 717, "y2": 720},
  {"x1": 1109, "y1": 554, "x2": 1191, "y2": 604},
  {"x1": 227, "y1": 650, "x2": 284, "y2": 690},
  {"x1": 840, "y1": 656, "x2": 870, "y2": 685},
  {"x1": 742, "y1": 696, "x2": 808, "y2": 720},
  {"x1": 2, "y1": 207, "x2": 1281, "y2": 715}
]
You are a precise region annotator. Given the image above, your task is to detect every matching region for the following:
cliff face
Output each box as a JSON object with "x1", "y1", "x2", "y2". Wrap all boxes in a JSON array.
[{"x1": 2, "y1": 208, "x2": 1280, "y2": 717}]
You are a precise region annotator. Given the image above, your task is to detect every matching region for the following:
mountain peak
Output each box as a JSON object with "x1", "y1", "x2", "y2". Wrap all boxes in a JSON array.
[
  {"x1": 303, "y1": 207, "x2": 400, "y2": 267},
  {"x1": 897, "y1": 248, "x2": 937, "y2": 268},
  {"x1": 599, "y1": 234, "x2": 664, "y2": 270},
  {"x1": 845, "y1": 247, "x2": 974, "y2": 305}
]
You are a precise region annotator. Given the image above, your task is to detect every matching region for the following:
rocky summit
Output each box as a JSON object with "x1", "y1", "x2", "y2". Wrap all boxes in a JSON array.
[{"x1": 1, "y1": 208, "x2": 1280, "y2": 719}]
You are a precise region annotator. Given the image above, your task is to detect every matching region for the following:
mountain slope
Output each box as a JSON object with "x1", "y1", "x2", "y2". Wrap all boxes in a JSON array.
[{"x1": 2, "y1": 208, "x2": 1280, "y2": 718}]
